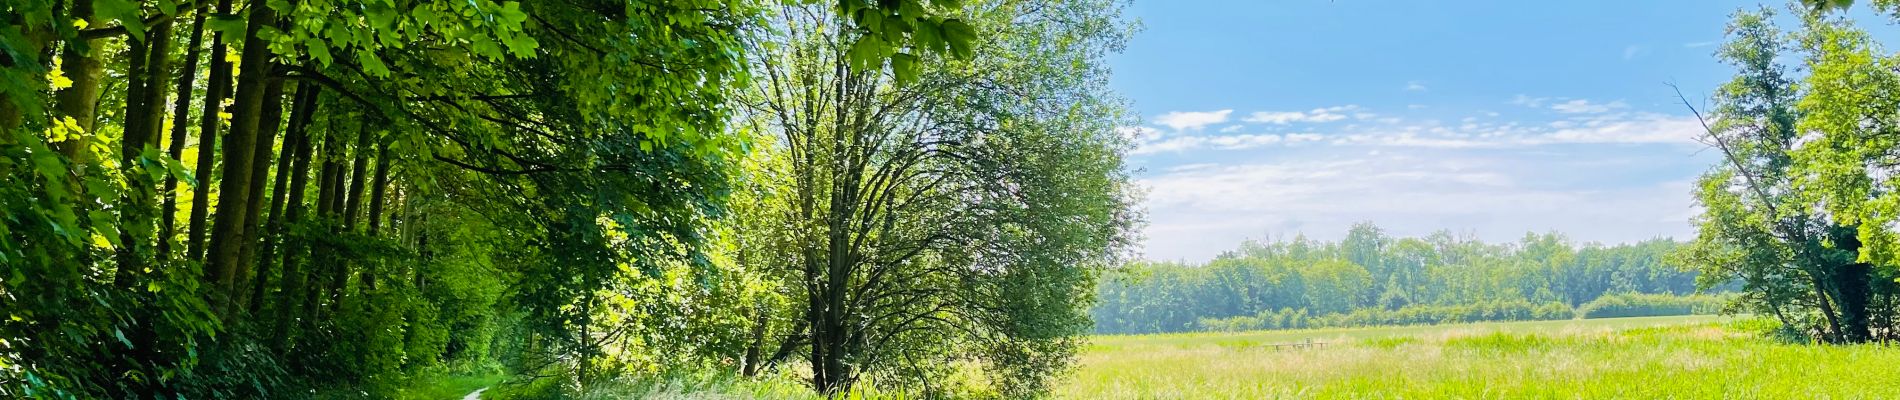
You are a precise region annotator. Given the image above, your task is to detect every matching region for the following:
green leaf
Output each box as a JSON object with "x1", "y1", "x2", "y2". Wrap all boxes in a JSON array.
[
  {"x1": 94, "y1": 0, "x2": 146, "y2": 40},
  {"x1": 206, "y1": 14, "x2": 249, "y2": 38},
  {"x1": 913, "y1": 19, "x2": 944, "y2": 54},
  {"x1": 891, "y1": 52, "x2": 919, "y2": 84},
  {"x1": 941, "y1": 18, "x2": 975, "y2": 59},
  {"x1": 358, "y1": 49, "x2": 390, "y2": 76},
  {"x1": 497, "y1": 1, "x2": 529, "y2": 28},
  {"x1": 308, "y1": 38, "x2": 333, "y2": 66},
  {"x1": 847, "y1": 35, "x2": 888, "y2": 72}
]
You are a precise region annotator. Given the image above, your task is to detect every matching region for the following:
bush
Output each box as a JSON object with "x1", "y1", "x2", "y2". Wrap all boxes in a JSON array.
[{"x1": 1574, "y1": 293, "x2": 1729, "y2": 319}]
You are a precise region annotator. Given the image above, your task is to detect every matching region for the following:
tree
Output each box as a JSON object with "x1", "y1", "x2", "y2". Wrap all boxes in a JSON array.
[
  {"x1": 1674, "y1": 7, "x2": 1895, "y2": 343},
  {"x1": 738, "y1": 0, "x2": 1136, "y2": 395}
]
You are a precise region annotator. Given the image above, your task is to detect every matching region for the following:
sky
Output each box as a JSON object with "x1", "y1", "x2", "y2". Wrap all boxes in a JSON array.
[{"x1": 1108, "y1": 1, "x2": 1900, "y2": 261}]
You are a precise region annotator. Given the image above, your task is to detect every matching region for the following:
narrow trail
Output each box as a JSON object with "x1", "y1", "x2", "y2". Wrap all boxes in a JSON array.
[{"x1": 461, "y1": 387, "x2": 487, "y2": 400}]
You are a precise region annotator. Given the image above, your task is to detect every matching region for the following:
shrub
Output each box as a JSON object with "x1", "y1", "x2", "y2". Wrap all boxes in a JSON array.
[{"x1": 1574, "y1": 293, "x2": 1729, "y2": 319}]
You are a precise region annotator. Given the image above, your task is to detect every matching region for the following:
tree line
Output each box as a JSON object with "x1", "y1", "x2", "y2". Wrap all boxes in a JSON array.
[
  {"x1": 0, "y1": 0, "x2": 1137, "y2": 398},
  {"x1": 1092, "y1": 224, "x2": 1714, "y2": 334}
]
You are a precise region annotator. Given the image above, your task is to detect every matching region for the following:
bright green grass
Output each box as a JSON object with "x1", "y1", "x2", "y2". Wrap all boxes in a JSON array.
[
  {"x1": 1058, "y1": 315, "x2": 1900, "y2": 399},
  {"x1": 388, "y1": 371, "x2": 507, "y2": 400}
]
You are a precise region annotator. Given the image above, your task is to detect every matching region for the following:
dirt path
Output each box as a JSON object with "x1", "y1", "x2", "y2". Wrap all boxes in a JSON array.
[{"x1": 461, "y1": 387, "x2": 487, "y2": 400}]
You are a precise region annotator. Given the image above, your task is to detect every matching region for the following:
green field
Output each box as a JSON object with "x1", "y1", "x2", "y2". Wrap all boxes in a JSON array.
[{"x1": 1058, "y1": 316, "x2": 1900, "y2": 399}]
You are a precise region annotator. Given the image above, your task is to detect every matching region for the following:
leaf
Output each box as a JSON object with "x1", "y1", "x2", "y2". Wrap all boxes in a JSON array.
[
  {"x1": 891, "y1": 52, "x2": 919, "y2": 84},
  {"x1": 358, "y1": 49, "x2": 390, "y2": 76},
  {"x1": 941, "y1": 18, "x2": 975, "y2": 59},
  {"x1": 497, "y1": 1, "x2": 529, "y2": 28},
  {"x1": 93, "y1": 0, "x2": 146, "y2": 40},
  {"x1": 847, "y1": 35, "x2": 887, "y2": 72},
  {"x1": 207, "y1": 14, "x2": 249, "y2": 40},
  {"x1": 912, "y1": 18, "x2": 944, "y2": 54},
  {"x1": 308, "y1": 38, "x2": 333, "y2": 66}
]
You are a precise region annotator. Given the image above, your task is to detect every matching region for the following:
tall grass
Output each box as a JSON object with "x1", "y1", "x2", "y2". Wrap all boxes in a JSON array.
[{"x1": 1059, "y1": 316, "x2": 1900, "y2": 399}]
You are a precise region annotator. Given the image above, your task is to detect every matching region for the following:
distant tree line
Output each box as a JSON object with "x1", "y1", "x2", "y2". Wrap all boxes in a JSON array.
[{"x1": 1092, "y1": 224, "x2": 1719, "y2": 334}]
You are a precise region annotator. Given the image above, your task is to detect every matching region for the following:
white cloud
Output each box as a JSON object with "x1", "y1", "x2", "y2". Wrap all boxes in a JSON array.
[
  {"x1": 1132, "y1": 135, "x2": 1206, "y2": 155},
  {"x1": 1684, "y1": 40, "x2": 1719, "y2": 48},
  {"x1": 1130, "y1": 100, "x2": 1697, "y2": 155},
  {"x1": 1207, "y1": 134, "x2": 1284, "y2": 149},
  {"x1": 1623, "y1": 45, "x2": 1645, "y2": 60},
  {"x1": 1549, "y1": 99, "x2": 1627, "y2": 114},
  {"x1": 1406, "y1": 81, "x2": 1429, "y2": 92},
  {"x1": 1154, "y1": 109, "x2": 1233, "y2": 131},
  {"x1": 1135, "y1": 154, "x2": 1701, "y2": 260},
  {"x1": 1243, "y1": 105, "x2": 1358, "y2": 124},
  {"x1": 1511, "y1": 95, "x2": 1553, "y2": 108}
]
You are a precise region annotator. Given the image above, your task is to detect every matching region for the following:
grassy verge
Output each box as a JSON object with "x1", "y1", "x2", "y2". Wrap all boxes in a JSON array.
[{"x1": 384, "y1": 371, "x2": 508, "y2": 400}]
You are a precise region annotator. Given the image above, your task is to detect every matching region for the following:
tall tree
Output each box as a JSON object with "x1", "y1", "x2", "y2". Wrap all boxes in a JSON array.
[{"x1": 742, "y1": 0, "x2": 1135, "y2": 394}]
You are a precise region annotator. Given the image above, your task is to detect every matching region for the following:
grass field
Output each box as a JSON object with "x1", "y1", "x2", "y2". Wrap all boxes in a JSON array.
[{"x1": 1058, "y1": 316, "x2": 1900, "y2": 399}]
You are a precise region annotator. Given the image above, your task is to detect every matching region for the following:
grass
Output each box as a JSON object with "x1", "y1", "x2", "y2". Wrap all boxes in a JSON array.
[
  {"x1": 1057, "y1": 315, "x2": 1900, "y2": 399},
  {"x1": 387, "y1": 371, "x2": 507, "y2": 400}
]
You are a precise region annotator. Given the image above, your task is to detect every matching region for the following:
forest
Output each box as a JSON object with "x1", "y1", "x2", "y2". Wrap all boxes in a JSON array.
[
  {"x1": 1091, "y1": 225, "x2": 1721, "y2": 334},
  {"x1": 1, "y1": 0, "x2": 1136, "y2": 398},
  {"x1": 10, "y1": 0, "x2": 1900, "y2": 398}
]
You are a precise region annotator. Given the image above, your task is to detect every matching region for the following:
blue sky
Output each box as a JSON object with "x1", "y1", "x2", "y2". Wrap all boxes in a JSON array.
[{"x1": 1109, "y1": 1, "x2": 1899, "y2": 261}]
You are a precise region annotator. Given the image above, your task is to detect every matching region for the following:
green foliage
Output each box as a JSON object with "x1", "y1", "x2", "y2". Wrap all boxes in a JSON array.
[
  {"x1": 1679, "y1": 7, "x2": 1900, "y2": 344},
  {"x1": 1574, "y1": 293, "x2": 1730, "y2": 319},
  {"x1": 1095, "y1": 226, "x2": 1705, "y2": 335}
]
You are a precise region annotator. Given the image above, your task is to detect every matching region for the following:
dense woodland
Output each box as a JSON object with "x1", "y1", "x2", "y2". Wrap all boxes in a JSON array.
[
  {"x1": 12, "y1": 0, "x2": 1900, "y2": 398},
  {"x1": 0, "y1": 0, "x2": 1136, "y2": 398},
  {"x1": 1091, "y1": 225, "x2": 1719, "y2": 334}
]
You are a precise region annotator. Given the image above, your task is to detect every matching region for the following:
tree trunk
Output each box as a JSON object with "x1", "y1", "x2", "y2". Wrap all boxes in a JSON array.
[
  {"x1": 361, "y1": 140, "x2": 391, "y2": 290},
  {"x1": 188, "y1": 0, "x2": 238, "y2": 262},
  {"x1": 344, "y1": 127, "x2": 372, "y2": 230},
  {"x1": 271, "y1": 94, "x2": 321, "y2": 349},
  {"x1": 207, "y1": 0, "x2": 284, "y2": 307},
  {"x1": 52, "y1": 0, "x2": 106, "y2": 163},
  {"x1": 114, "y1": 18, "x2": 176, "y2": 287},
  {"x1": 234, "y1": 79, "x2": 288, "y2": 312},
  {"x1": 302, "y1": 122, "x2": 346, "y2": 323},
  {"x1": 159, "y1": 9, "x2": 209, "y2": 260},
  {"x1": 254, "y1": 83, "x2": 318, "y2": 314}
]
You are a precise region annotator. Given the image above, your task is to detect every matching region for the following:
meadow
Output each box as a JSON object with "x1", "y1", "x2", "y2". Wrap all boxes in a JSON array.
[{"x1": 1057, "y1": 316, "x2": 1900, "y2": 399}]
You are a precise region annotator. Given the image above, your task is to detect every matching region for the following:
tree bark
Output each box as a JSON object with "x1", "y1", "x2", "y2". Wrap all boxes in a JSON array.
[
  {"x1": 271, "y1": 93, "x2": 321, "y2": 349},
  {"x1": 254, "y1": 83, "x2": 318, "y2": 314},
  {"x1": 234, "y1": 79, "x2": 287, "y2": 311},
  {"x1": 360, "y1": 140, "x2": 391, "y2": 290},
  {"x1": 159, "y1": 9, "x2": 209, "y2": 260},
  {"x1": 302, "y1": 121, "x2": 347, "y2": 322},
  {"x1": 188, "y1": 0, "x2": 237, "y2": 262},
  {"x1": 114, "y1": 18, "x2": 176, "y2": 286},
  {"x1": 344, "y1": 127, "x2": 373, "y2": 230},
  {"x1": 207, "y1": 0, "x2": 283, "y2": 306},
  {"x1": 53, "y1": 0, "x2": 106, "y2": 163},
  {"x1": 366, "y1": 141, "x2": 391, "y2": 234}
]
